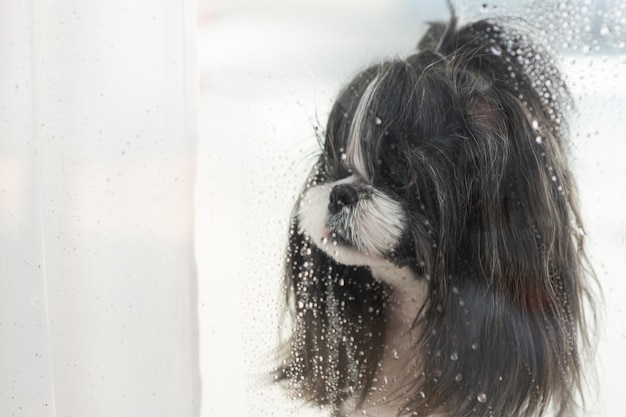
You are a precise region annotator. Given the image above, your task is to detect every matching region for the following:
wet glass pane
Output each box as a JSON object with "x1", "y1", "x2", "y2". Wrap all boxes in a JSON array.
[{"x1": 199, "y1": 1, "x2": 624, "y2": 416}]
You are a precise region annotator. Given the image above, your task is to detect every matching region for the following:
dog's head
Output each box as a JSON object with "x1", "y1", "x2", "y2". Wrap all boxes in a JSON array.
[
  {"x1": 279, "y1": 18, "x2": 595, "y2": 417},
  {"x1": 297, "y1": 48, "x2": 506, "y2": 278}
]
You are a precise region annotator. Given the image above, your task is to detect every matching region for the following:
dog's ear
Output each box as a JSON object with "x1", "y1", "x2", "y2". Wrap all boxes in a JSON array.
[
  {"x1": 403, "y1": 21, "x2": 593, "y2": 417},
  {"x1": 443, "y1": 19, "x2": 572, "y2": 135},
  {"x1": 408, "y1": 97, "x2": 589, "y2": 417},
  {"x1": 466, "y1": 94, "x2": 509, "y2": 140},
  {"x1": 277, "y1": 219, "x2": 389, "y2": 412}
]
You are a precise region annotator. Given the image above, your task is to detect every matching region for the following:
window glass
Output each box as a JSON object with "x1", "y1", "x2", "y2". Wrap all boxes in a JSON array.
[{"x1": 199, "y1": 1, "x2": 624, "y2": 415}]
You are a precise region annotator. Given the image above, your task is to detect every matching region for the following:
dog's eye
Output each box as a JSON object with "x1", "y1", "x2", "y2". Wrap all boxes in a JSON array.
[
  {"x1": 378, "y1": 158, "x2": 410, "y2": 187},
  {"x1": 377, "y1": 134, "x2": 412, "y2": 187},
  {"x1": 388, "y1": 161, "x2": 409, "y2": 186}
]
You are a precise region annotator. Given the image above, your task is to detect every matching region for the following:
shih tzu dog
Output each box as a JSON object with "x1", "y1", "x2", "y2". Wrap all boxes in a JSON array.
[{"x1": 277, "y1": 14, "x2": 596, "y2": 417}]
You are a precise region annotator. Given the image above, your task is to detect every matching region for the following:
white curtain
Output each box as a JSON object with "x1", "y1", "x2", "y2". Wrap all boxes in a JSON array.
[{"x1": 0, "y1": 2, "x2": 200, "y2": 416}]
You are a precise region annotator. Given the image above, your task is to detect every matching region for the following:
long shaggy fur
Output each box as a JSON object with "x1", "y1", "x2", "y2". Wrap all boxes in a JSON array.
[{"x1": 277, "y1": 16, "x2": 596, "y2": 417}]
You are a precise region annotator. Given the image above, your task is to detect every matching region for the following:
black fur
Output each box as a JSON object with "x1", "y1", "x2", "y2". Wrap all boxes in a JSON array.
[{"x1": 277, "y1": 16, "x2": 596, "y2": 417}]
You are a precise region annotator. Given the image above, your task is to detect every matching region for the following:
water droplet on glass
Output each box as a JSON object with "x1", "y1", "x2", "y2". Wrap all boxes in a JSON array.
[
  {"x1": 471, "y1": 342, "x2": 479, "y2": 350},
  {"x1": 477, "y1": 392, "x2": 488, "y2": 403},
  {"x1": 450, "y1": 351, "x2": 459, "y2": 361},
  {"x1": 374, "y1": 117, "x2": 382, "y2": 125},
  {"x1": 455, "y1": 373, "x2": 463, "y2": 382}
]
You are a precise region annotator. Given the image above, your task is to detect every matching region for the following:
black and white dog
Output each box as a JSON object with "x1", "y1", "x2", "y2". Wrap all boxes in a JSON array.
[{"x1": 277, "y1": 14, "x2": 596, "y2": 417}]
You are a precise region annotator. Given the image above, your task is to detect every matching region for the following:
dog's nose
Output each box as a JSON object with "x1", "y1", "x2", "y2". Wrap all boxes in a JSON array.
[{"x1": 328, "y1": 184, "x2": 359, "y2": 214}]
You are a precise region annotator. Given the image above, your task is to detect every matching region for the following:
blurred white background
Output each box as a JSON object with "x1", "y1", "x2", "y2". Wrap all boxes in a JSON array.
[{"x1": 197, "y1": 0, "x2": 625, "y2": 416}]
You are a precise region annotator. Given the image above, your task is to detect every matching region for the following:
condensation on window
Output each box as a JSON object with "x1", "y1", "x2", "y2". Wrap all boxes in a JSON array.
[{"x1": 199, "y1": 1, "x2": 623, "y2": 416}]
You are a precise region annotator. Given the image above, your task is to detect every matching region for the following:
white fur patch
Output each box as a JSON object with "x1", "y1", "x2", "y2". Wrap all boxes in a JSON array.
[
  {"x1": 296, "y1": 176, "x2": 407, "y2": 267},
  {"x1": 345, "y1": 75, "x2": 380, "y2": 179}
]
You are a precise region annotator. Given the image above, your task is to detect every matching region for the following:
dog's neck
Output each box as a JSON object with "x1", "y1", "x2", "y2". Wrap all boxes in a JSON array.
[
  {"x1": 357, "y1": 266, "x2": 444, "y2": 417},
  {"x1": 370, "y1": 265, "x2": 426, "y2": 325}
]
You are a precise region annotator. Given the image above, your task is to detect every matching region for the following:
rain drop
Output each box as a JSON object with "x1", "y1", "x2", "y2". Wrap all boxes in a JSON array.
[
  {"x1": 374, "y1": 117, "x2": 382, "y2": 125},
  {"x1": 477, "y1": 392, "x2": 488, "y2": 403},
  {"x1": 489, "y1": 45, "x2": 502, "y2": 56},
  {"x1": 532, "y1": 120, "x2": 539, "y2": 130},
  {"x1": 450, "y1": 351, "x2": 459, "y2": 361},
  {"x1": 455, "y1": 373, "x2": 463, "y2": 382},
  {"x1": 535, "y1": 136, "x2": 543, "y2": 144}
]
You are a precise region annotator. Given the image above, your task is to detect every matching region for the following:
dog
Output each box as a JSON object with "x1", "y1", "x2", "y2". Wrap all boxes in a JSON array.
[{"x1": 277, "y1": 14, "x2": 596, "y2": 417}]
